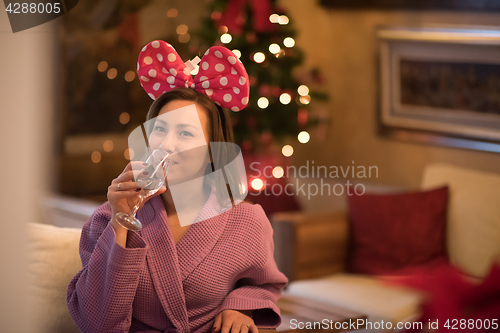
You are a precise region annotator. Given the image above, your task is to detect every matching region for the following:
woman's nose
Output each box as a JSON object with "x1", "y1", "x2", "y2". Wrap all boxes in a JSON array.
[{"x1": 159, "y1": 133, "x2": 176, "y2": 154}]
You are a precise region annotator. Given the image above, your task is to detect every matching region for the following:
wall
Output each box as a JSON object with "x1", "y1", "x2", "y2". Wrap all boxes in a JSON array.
[
  {"x1": 58, "y1": 0, "x2": 207, "y2": 199},
  {"x1": 282, "y1": 0, "x2": 500, "y2": 188},
  {"x1": 0, "y1": 9, "x2": 57, "y2": 332}
]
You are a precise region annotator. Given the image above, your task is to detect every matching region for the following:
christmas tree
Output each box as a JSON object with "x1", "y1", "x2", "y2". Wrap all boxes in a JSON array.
[
  {"x1": 192, "y1": 0, "x2": 328, "y2": 154},
  {"x1": 187, "y1": 0, "x2": 329, "y2": 213}
]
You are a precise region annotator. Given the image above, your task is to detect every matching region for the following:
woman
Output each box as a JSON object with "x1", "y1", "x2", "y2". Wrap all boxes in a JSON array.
[{"x1": 67, "y1": 41, "x2": 288, "y2": 333}]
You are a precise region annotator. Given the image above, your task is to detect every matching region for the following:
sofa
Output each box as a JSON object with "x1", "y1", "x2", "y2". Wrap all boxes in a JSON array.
[
  {"x1": 271, "y1": 163, "x2": 500, "y2": 332},
  {"x1": 27, "y1": 222, "x2": 82, "y2": 333}
]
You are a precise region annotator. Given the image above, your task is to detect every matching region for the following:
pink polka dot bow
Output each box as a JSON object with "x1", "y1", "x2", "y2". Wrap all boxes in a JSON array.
[{"x1": 137, "y1": 40, "x2": 250, "y2": 112}]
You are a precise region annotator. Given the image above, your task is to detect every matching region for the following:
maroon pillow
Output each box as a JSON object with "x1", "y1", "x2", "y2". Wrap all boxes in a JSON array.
[{"x1": 347, "y1": 186, "x2": 449, "y2": 275}]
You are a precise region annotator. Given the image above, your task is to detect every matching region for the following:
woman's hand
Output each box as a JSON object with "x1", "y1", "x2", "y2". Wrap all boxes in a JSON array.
[
  {"x1": 108, "y1": 162, "x2": 166, "y2": 227},
  {"x1": 212, "y1": 310, "x2": 257, "y2": 333}
]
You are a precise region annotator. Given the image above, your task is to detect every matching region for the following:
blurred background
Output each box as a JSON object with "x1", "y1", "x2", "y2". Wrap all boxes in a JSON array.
[
  {"x1": 29, "y1": 0, "x2": 500, "y2": 213},
  {"x1": 2, "y1": 0, "x2": 500, "y2": 331}
]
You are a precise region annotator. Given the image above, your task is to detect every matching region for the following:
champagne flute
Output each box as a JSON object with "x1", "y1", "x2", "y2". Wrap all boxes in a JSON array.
[{"x1": 115, "y1": 149, "x2": 172, "y2": 231}]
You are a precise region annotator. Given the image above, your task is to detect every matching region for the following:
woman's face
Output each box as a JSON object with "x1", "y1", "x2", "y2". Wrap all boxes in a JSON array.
[{"x1": 148, "y1": 100, "x2": 211, "y2": 187}]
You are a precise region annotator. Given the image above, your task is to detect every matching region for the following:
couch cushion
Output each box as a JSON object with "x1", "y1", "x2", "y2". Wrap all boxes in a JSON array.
[
  {"x1": 27, "y1": 223, "x2": 81, "y2": 333},
  {"x1": 347, "y1": 187, "x2": 449, "y2": 275},
  {"x1": 422, "y1": 164, "x2": 500, "y2": 278},
  {"x1": 285, "y1": 274, "x2": 423, "y2": 330}
]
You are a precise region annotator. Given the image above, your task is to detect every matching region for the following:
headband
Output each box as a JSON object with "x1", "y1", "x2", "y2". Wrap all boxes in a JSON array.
[{"x1": 137, "y1": 40, "x2": 250, "y2": 112}]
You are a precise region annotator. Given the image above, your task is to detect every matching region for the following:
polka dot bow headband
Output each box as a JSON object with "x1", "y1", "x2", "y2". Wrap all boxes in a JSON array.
[{"x1": 137, "y1": 40, "x2": 250, "y2": 112}]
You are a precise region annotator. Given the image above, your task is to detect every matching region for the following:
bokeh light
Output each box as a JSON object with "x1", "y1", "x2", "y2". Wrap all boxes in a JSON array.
[
  {"x1": 107, "y1": 68, "x2": 117, "y2": 79},
  {"x1": 278, "y1": 15, "x2": 289, "y2": 25},
  {"x1": 253, "y1": 52, "x2": 265, "y2": 63},
  {"x1": 119, "y1": 112, "x2": 130, "y2": 124},
  {"x1": 211, "y1": 11, "x2": 222, "y2": 20},
  {"x1": 283, "y1": 37, "x2": 295, "y2": 47},
  {"x1": 269, "y1": 43, "x2": 280, "y2": 54},
  {"x1": 176, "y1": 24, "x2": 188, "y2": 35},
  {"x1": 218, "y1": 25, "x2": 228, "y2": 34},
  {"x1": 282, "y1": 145, "x2": 294, "y2": 157},
  {"x1": 220, "y1": 33, "x2": 232, "y2": 44},
  {"x1": 257, "y1": 97, "x2": 269, "y2": 109},
  {"x1": 97, "y1": 61, "x2": 108, "y2": 72},
  {"x1": 91, "y1": 151, "x2": 101, "y2": 163},
  {"x1": 279, "y1": 93, "x2": 291, "y2": 105},
  {"x1": 124, "y1": 71, "x2": 135, "y2": 82},
  {"x1": 300, "y1": 95, "x2": 311, "y2": 105},
  {"x1": 178, "y1": 33, "x2": 190, "y2": 43},
  {"x1": 297, "y1": 85, "x2": 309, "y2": 96},
  {"x1": 124, "y1": 148, "x2": 135, "y2": 160},
  {"x1": 269, "y1": 14, "x2": 279, "y2": 23},
  {"x1": 232, "y1": 49, "x2": 241, "y2": 59},
  {"x1": 298, "y1": 131, "x2": 310, "y2": 144},
  {"x1": 272, "y1": 166, "x2": 284, "y2": 178},
  {"x1": 251, "y1": 178, "x2": 265, "y2": 191},
  {"x1": 167, "y1": 8, "x2": 178, "y2": 18},
  {"x1": 103, "y1": 140, "x2": 114, "y2": 152}
]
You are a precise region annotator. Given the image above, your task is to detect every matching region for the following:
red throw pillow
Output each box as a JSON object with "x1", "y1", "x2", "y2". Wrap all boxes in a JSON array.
[{"x1": 347, "y1": 186, "x2": 449, "y2": 275}]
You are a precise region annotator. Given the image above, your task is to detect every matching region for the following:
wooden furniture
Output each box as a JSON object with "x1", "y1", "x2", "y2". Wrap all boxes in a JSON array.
[
  {"x1": 276, "y1": 294, "x2": 366, "y2": 332},
  {"x1": 271, "y1": 211, "x2": 348, "y2": 283},
  {"x1": 258, "y1": 293, "x2": 366, "y2": 333}
]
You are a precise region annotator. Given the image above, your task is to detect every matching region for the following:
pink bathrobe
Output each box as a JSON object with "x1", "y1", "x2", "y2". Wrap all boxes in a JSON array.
[{"x1": 67, "y1": 189, "x2": 288, "y2": 333}]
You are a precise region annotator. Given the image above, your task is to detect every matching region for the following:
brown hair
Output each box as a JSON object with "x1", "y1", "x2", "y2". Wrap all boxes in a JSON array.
[
  {"x1": 145, "y1": 87, "x2": 234, "y2": 144},
  {"x1": 145, "y1": 88, "x2": 242, "y2": 208}
]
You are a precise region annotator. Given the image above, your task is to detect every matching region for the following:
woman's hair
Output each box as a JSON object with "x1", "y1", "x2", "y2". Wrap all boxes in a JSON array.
[
  {"x1": 145, "y1": 87, "x2": 234, "y2": 145},
  {"x1": 145, "y1": 87, "x2": 243, "y2": 209}
]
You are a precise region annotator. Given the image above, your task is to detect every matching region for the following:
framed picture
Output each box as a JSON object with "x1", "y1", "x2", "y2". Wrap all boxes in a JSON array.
[
  {"x1": 378, "y1": 27, "x2": 500, "y2": 153},
  {"x1": 320, "y1": 0, "x2": 500, "y2": 11}
]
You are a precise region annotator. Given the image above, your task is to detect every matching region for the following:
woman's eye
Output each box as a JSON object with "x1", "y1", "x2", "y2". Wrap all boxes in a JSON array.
[
  {"x1": 154, "y1": 126, "x2": 166, "y2": 133},
  {"x1": 180, "y1": 131, "x2": 194, "y2": 137}
]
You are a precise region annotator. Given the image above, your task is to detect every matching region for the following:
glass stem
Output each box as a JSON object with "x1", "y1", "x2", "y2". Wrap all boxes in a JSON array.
[{"x1": 130, "y1": 192, "x2": 145, "y2": 216}]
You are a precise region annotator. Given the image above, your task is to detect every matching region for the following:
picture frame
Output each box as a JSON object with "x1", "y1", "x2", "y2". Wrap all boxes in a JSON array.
[
  {"x1": 377, "y1": 27, "x2": 500, "y2": 153},
  {"x1": 320, "y1": 0, "x2": 500, "y2": 11}
]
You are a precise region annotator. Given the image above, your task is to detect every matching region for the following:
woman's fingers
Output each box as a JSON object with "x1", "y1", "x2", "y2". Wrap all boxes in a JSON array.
[
  {"x1": 121, "y1": 161, "x2": 147, "y2": 174},
  {"x1": 112, "y1": 162, "x2": 148, "y2": 184},
  {"x1": 108, "y1": 189, "x2": 139, "y2": 200},
  {"x1": 217, "y1": 310, "x2": 256, "y2": 333},
  {"x1": 227, "y1": 322, "x2": 256, "y2": 333},
  {"x1": 239, "y1": 324, "x2": 249, "y2": 333},
  {"x1": 112, "y1": 170, "x2": 138, "y2": 184},
  {"x1": 110, "y1": 181, "x2": 140, "y2": 193},
  {"x1": 107, "y1": 187, "x2": 140, "y2": 204},
  {"x1": 221, "y1": 321, "x2": 233, "y2": 333},
  {"x1": 230, "y1": 322, "x2": 244, "y2": 333},
  {"x1": 150, "y1": 185, "x2": 167, "y2": 198},
  {"x1": 213, "y1": 313, "x2": 222, "y2": 332}
]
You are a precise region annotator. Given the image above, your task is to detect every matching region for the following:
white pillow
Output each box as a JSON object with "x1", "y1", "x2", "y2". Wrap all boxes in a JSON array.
[
  {"x1": 27, "y1": 223, "x2": 82, "y2": 333},
  {"x1": 421, "y1": 164, "x2": 500, "y2": 278}
]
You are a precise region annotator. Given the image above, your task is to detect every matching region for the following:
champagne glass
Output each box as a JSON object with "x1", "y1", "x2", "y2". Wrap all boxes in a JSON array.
[{"x1": 115, "y1": 149, "x2": 172, "y2": 231}]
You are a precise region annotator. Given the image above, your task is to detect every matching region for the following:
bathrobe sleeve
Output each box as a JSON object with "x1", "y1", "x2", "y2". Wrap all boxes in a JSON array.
[
  {"x1": 217, "y1": 204, "x2": 289, "y2": 328},
  {"x1": 67, "y1": 202, "x2": 149, "y2": 333}
]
